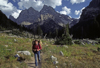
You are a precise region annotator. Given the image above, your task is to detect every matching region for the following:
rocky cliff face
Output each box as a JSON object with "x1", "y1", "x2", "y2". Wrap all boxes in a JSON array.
[
  {"x1": 71, "y1": 0, "x2": 100, "y2": 39},
  {"x1": 16, "y1": 7, "x2": 40, "y2": 24},
  {"x1": 79, "y1": 0, "x2": 100, "y2": 22},
  {"x1": 9, "y1": 5, "x2": 76, "y2": 26},
  {"x1": 9, "y1": 5, "x2": 78, "y2": 34}
]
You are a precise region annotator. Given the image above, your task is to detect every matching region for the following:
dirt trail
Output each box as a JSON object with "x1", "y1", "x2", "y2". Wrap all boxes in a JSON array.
[{"x1": 25, "y1": 57, "x2": 41, "y2": 68}]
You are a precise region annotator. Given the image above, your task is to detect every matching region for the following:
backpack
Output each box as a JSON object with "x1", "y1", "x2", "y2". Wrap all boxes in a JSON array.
[{"x1": 32, "y1": 41, "x2": 41, "y2": 53}]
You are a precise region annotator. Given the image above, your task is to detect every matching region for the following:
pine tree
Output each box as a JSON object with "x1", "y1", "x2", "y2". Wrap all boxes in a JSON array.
[
  {"x1": 55, "y1": 24, "x2": 72, "y2": 45},
  {"x1": 55, "y1": 28, "x2": 58, "y2": 38},
  {"x1": 37, "y1": 25, "x2": 43, "y2": 38}
]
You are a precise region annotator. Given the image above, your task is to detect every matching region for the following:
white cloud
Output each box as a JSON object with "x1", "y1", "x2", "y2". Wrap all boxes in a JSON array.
[
  {"x1": 70, "y1": 0, "x2": 85, "y2": 4},
  {"x1": 18, "y1": 0, "x2": 44, "y2": 11},
  {"x1": 0, "y1": 0, "x2": 62, "y2": 19},
  {"x1": 60, "y1": 6, "x2": 71, "y2": 15},
  {"x1": 18, "y1": 0, "x2": 62, "y2": 11},
  {"x1": 42, "y1": 0, "x2": 62, "y2": 8},
  {"x1": 62, "y1": 6, "x2": 71, "y2": 14},
  {"x1": 12, "y1": 10, "x2": 22, "y2": 18},
  {"x1": 75, "y1": 10, "x2": 80, "y2": 15},
  {"x1": 0, "y1": 0, "x2": 17, "y2": 17},
  {"x1": 60, "y1": 11, "x2": 67, "y2": 15},
  {"x1": 75, "y1": 7, "x2": 85, "y2": 18}
]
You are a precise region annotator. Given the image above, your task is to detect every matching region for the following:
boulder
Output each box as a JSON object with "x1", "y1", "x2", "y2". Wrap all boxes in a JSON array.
[
  {"x1": 51, "y1": 55, "x2": 57, "y2": 61},
  {"x1": 4, "y1": 45, "x2": 8, "y2": 47},
  {"x1": 53, "y1": 61, "x2": 58, "y2": 64},
  {"x1": 14, "y1": 54, "x2": 20, "y2": 58},
  {"x1": 60, "y1": 51, "x2": 64, "y2": 56},
  {"x1": 17, "y1": 51, "x2": 31, "y2": 55},
  {"x1": 81, "y1": 42, "x2": 85, "y2": 45},
  {"x1": 14, "y1": 54, "x2": 25, "y2": 61},
  {"x1": 29, "y1": 39, "x2": 31, "y2": 42},
  {"x1": 72, "y1": 41, "x2": 75, "y2": 44},
  {"x1": 56, "y1": 66, "x2": 58, "y2": 68},
  {"x1": 63, "y1": 45, "x2": 68, "y2": 48},
  {"x1": 14, "y1": 39, "x2": 17, "y2": 42},
  {"x1": 92, "y1": 42, "x2": 95, "y2": 45}
]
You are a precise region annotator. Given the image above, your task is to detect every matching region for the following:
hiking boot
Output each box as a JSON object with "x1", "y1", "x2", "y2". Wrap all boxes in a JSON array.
[
  {"x1": 38, "y1": 60, "x2": 41, "y2": 64},
  {"x1": 35, "y1": 66, "x2": 38, "y2": 68}
]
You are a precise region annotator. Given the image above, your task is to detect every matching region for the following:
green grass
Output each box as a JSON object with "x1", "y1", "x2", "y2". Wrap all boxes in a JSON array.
[
  {"x1": 0, "y1": 33, "x2": 100, "y2": 68},
  {"x1": 41, "y1": 39, "x2": 100, "y2": 68},
  {"x1": 0, "y1": 33, "x2": 32, "y2": 68}
]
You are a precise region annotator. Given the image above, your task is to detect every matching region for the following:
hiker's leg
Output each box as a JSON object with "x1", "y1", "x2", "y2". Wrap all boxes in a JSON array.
[
  {"x1": 37, "y1": 51, "x2": 41, "y2": 62},
  {"x1": 34, "y1": 53, "x2": 38, "y2": 66}
]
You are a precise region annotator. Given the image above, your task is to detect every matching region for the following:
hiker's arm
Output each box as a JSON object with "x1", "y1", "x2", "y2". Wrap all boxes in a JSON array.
[
  {"x1": 37, "y1": 44, "x2": 42, "y2": 51},
  {"x1": 33, "y1": 49, "x2": 37, "y2": 51}
]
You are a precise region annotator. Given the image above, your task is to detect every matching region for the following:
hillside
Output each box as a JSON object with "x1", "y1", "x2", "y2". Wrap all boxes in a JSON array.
[
  {"x1": 0, "y1": 10, "x2": 20, "y2": 30},
  {"x1": 0, "y1": 10, "x2": 34, "y2": 37},
  {"x1": 9, "y1": 5, "x2": 78, "y2": 36},
  {"x1": 71, "y1": 0, "x2": 100, "y2": 39},
  {"x1": 0, "y1": 33, "x2": 100, "y2": 68}
]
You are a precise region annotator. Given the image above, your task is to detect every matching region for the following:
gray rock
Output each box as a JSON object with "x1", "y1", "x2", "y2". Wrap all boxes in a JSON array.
[
  {"x1": 56, "y1": 66, "x2": 58, "y2": 68},
  {"x1": 72, "y1": 41, "x2": 75, "y2": 44},
  {"x1": 14, "y1": 39, "x2": 17, "y2": 42},
  {"x1": 53, "y1": 61, "x2": 58, "y2": 64},
  {"x1": 81, "y1": 42, "x2": 85, "y2": 45},
  {"x1": 29, "y1": 39, "x2": 31, "y2": 42},
  {"x1": 17, "y1": 51, "x2": 31, "y2": 55},
  {"x1": 14, "y1": 54, "x2": 20, "y2": 58},
  {"x1": 60, "y1": 51, "x2": 64, "y2": 56},
  {"x1": 4, "y1": 45, "x2": 8, "y2": 47},
  {"x1": 63, "y1": 45, "x2": 68, "y2": 48},
  {"x1": 51, "y1": 55, "x2": 57, "y2": 61},
  {"x1": 92, "y1": 42, "x2": 95, "y2": 45}
]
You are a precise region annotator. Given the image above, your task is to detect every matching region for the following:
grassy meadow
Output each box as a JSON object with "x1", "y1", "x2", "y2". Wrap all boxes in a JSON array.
[{"x1": 0, "y1": 33, "x2": 100, "y2": 68}]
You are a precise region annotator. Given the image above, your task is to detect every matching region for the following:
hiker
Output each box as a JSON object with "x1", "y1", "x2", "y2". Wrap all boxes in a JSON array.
[{"x1": 32, "y1": 40, "x2": 42, "y2": 67}]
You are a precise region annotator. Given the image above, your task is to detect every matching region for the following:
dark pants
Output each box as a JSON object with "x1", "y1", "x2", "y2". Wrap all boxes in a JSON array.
[{"x1": 33, "y1": 51, "x2": 41, "y2": 66}]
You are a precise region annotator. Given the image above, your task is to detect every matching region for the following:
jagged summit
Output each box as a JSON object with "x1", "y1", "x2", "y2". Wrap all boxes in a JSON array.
[
  {"x1": 40, "y1": 5, "x2": 58, "y2": 17},
  {"x1": 16, "y1": 7, "x2": 40, "y2": 24},
  {"x1": 9, "y1": 5, "x2": 78, "y2": 31}
]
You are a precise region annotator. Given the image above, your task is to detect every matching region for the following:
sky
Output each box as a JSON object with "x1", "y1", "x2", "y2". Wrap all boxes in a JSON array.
[{"x1": 0, "y1": 0, "x2": 92, "y2": 19}]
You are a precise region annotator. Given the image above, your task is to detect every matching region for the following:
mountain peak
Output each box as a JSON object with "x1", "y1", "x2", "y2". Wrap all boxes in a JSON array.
[
  {"x1": 40, "y1": 5, "x2": 57, "y2": 15},
  {"x1": 43, "y1": 5, "x2": 49, "y2": 8},
  {"x1": 87, "y1": 0, "x2": 100, "y2": 8},
  {"x1": 28, "y1": 7, "x2": 35, "y2": 11}
]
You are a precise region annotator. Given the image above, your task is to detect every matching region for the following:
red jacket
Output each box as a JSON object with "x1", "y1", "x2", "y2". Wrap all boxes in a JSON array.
[{"x1": 32, "y1": 43, "x2": 42, "y2": 50}]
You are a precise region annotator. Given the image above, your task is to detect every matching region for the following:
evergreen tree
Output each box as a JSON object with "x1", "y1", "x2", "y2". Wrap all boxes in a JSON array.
[
  {"x1": 55, "y1": 24, "x2": 72, "y2": 45},
  {"x1": 37, "y1": 25, "x2": 43, "y2": 38},
  {"x1": 55, "y1": 28, "x2": 58, "y2": 38},
  {"x1": 48, "y1": 31, "x2": 52, "y2": 38}
]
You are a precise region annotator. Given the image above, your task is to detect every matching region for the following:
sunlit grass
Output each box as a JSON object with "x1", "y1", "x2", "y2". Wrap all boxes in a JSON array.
[{"x1": 0, "y1": 33, "x2": 100, "y2": 68}]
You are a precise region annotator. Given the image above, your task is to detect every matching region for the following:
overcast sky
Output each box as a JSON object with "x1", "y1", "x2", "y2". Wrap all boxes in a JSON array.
[{"x1": 0, "y1": 0, "x2": 92, "y2": 19}]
